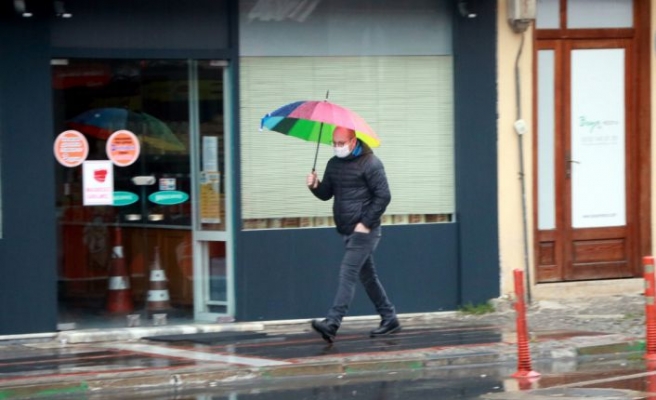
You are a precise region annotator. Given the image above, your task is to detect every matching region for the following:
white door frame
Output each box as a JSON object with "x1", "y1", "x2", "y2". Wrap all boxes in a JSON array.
[{"x1": 188, "y1": 60, "x2": 235, "y2": 321}]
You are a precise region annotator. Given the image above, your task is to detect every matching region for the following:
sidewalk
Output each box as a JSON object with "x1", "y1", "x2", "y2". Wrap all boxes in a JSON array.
[{"x1": 0, "y1": 294, "x2": 647, "y2": 398}]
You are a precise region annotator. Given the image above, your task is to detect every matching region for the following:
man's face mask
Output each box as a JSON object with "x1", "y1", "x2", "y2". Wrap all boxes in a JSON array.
[
  {"x1": 333, "y1": 136, "x2": 353, "y2": 158},
  {"x1": 333, "y1": 144, "x2": 351, "y2": 158}
]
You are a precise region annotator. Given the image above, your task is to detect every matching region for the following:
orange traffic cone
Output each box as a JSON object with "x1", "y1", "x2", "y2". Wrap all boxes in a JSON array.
[
  {"x1": 106, "y1": 226, "x2": 134, "y2": 314},
  {"x1": 146, "y1": 246, "x2": 171, "y2": 311}
]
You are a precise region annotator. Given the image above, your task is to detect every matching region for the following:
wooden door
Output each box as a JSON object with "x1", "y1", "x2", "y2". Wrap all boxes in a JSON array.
[
  {"x1": 534, "y1": 39, "x2": 643, "y2": 282},
  {"x1": 563, "y1": 39, "x2": 636, "y2": 280},
  {"x1": 533, "y1": 0, "x2": 651, "y2": 283}
]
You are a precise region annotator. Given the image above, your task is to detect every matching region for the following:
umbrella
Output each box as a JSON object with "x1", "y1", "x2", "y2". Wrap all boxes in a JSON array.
[
  {"x1": 67, "y1": 108, "x2": 186, "y2": 152},
  {"x1": 260, "y1": 98, "x2": 380, "y2": 171}
]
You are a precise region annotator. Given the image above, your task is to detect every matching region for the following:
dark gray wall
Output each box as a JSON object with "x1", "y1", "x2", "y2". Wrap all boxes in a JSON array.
[
  {"x1": 453, "y1": 0, "x2": 500, "y2": 305},
  {"x1": 236, "y1": 224, "x2": 459, "y2": 321},
  {"x1": 50, "y1": 0, "x2": 229, "y2": 50},
  {"x1": 0, "y1": 16, "x2": 58, "y2": 334}
]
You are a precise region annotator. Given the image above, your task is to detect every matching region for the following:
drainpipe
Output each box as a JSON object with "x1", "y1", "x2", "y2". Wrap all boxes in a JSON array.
[
  {"x1": 513, "y1": 32, "x2": 532, "y2": 304},
  {"x1": 508, "y1": 0, "x2": 536, "y2": 303}
]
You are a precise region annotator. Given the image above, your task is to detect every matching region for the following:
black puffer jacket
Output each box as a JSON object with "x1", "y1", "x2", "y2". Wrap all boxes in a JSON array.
[{"x1": 311, "y1": 140, "x2": 391, "y2": 235}]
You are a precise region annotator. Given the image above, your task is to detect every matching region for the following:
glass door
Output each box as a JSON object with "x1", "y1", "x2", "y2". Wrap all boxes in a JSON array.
[{"x1": 188, "y1": 60, "x2": 233, "y2": 321}]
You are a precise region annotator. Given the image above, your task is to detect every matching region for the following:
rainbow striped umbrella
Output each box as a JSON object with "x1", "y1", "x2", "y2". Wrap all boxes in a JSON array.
[{"x1": 261, "y1": 99, "x2": 380, "y2": 170}]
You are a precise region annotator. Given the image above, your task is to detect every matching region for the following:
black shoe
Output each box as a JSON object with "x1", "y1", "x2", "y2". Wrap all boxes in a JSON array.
[
  {"x1": 311, "y1": 319, "x2": 338, "y2": 343},
  {"x1": 370, "y1": 318, "x2": 401, "y2": 337}
]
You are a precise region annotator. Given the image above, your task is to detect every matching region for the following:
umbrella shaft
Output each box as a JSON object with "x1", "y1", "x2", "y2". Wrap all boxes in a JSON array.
[{"x1": 313, "y1": 121, "x2": 324, "y2": 171}]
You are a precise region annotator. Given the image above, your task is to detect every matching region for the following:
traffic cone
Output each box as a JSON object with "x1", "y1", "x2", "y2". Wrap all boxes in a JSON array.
[
  {"x1": 146, "y1": 246, "x2": 171, "y2": 311},
  {"x1": 106, "y1": 226, "x2": 134, "y2": 314}
]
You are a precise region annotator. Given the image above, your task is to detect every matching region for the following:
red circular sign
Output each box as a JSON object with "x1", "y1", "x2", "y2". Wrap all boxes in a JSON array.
[
  {"x1": 106, "y1": 130, "x2": 141, "y2": 167},
  {"x1": 53, "y1": 130, "x2": 89, "y2": 168}
]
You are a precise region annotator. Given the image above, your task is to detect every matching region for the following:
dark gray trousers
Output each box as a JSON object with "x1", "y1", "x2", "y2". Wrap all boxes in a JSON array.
[{"x1": 326, "y1": 226, "x2": 396, "y2": 326}]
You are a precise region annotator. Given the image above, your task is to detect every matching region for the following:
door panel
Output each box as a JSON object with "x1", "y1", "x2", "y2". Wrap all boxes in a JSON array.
[
  {"x1": 564, "y1": 40, "x2": 635, "y2": 281},
  {"x1": 535, "y1": 39, "x2": 637, "y2": 282},
  {"x1": 535, "y1": 41, "x2": 565, "y2": 282}
]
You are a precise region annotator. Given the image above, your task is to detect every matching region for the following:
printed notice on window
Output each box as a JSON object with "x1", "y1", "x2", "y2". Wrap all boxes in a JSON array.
[
  {"x1": 82, "y1": 160, "x2": 114, "y2": 206},
  {"x1": 202, "y1": 136, "x2": 219, "y2": 172},
  {"x1": 200, "y1": 171, "x2": 221, "y2": 223}
]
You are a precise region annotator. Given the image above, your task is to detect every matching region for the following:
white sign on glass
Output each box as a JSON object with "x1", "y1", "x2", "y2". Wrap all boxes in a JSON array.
[
  {"x1": 203, "y1": 136, "x2": 219, "y2": 172},
  {"x1": 571, "y1": 48, "x2": 625, "y2": 228},
  {"x1": 82, "y1": 160, "x2": 114, "y2": 206}
]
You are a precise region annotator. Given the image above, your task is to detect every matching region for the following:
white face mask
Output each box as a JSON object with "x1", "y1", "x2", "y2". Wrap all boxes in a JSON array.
[{"x1": 333, "y1": 144, "x2": 351, "y2": 158}]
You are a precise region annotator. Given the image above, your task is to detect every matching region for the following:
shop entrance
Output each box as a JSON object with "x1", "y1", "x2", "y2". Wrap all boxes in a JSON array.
[
  {"x1": 533, "y1": 0, "x2": 651, "y2": 283},
  {"x1": 53, "y1": 59, "x2": 231, "y2": 328}
]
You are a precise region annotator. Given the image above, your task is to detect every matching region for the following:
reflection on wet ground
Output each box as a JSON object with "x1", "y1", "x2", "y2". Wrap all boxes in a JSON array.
[
  {"x1": 90, "y1": 368, "x2": 508, "y2": 400},
  {"x1": 86, "y1": 358, "x2": 656, "y2": 400},
  {"x1": 0, "y1": 348, "x2": 196, "y2": 378}
]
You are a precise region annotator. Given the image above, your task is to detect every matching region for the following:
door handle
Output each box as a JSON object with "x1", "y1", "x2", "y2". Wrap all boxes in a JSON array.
[{"x1": 566, "y1": 159, "x2": 580, "y2": 178}]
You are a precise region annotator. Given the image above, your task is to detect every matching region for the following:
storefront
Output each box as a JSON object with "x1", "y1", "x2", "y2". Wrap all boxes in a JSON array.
[{"x1": 0, "y1": 0, "x2": 499, "y2": 335}]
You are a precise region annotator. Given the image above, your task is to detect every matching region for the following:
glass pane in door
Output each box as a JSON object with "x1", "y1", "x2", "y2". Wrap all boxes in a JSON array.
[
  {"x1": 209, "y1": 241, "x2": 227, "y2": 308},
  {"x1": 195, "y1": 61, "x2": 226, "y2": 232},
  {"x1": 570, "y1": 49, "x2": 626, "y2": 228},
  {"x1": 567, "y1": 0, "x2": 633, "y2": 29},
  {"x1": 537, "y1": 49, "x2": 557, "y2": 230}
]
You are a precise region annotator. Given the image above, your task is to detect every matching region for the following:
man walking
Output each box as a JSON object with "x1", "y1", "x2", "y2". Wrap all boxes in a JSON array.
[{"x1": 306, "y1": 126, "x2": 400, "y2": 343}]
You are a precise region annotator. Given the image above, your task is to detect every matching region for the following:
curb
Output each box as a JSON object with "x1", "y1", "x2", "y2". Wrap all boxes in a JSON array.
[
  {"x1": 1, "y1": 311, "x2": 460, "y2": 345},
  {"x1": 575, "y1": 339, "x2": 645, "y2": 357},
  {"x1": 56, "y1": 322, "x2": 267, "y2": 344}
]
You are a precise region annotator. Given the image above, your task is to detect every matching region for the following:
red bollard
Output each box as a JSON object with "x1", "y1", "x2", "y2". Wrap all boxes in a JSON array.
[
  {"x1": 511, "y1": 269, "x2": 540, "y2": 379},
  {"x1": 644, "y1": 256, "x2": 656, "y2": 360},
  {"x1": 646, "y1": 360, "x2": 656, "y2": 399}
]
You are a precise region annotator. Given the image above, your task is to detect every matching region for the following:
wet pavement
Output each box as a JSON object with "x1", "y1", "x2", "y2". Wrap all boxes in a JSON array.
[
  {"x1": 0, "y1": 294, "x2": 651, "y2": 398},
  {"x1": 0, "y1": 325, "x2": 504, "y2": 381}
]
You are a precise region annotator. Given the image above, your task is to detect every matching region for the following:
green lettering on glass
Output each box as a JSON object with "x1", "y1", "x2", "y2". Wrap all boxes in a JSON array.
[
  {"x1": 113, "y1": 191, "x2": 139, "y2": 206},
  {"x1": 579, "y1": 116, "x2": 620, "y2": 134},
  {"x1": 148, "y1": 191, "x2": 189, "y2": 205},
  {"x1": 579, "y1": 116, "x2": 601, "y2": 133}
]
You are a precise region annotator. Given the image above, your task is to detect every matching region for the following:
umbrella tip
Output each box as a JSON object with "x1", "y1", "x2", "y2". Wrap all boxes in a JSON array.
[{"x1": 260, "y1": 114, "x2": 270, "y2": 131}]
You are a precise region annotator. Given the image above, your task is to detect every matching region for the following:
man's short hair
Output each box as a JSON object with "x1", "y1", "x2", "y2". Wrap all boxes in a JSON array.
[{"x1": 334, "y1": 126, "x2": 356, "y2": 139}]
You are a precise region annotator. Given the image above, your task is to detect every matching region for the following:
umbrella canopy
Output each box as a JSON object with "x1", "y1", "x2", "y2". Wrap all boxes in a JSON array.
[
  {"x1": 261, "y1": 100, "x2": 380, "y2": 148},
  {"x1": 67, "y1": 108, "x2": 186, "y2": 152}
]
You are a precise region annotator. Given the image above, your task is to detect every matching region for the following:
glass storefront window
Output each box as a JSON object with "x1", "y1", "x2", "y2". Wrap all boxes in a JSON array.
[{"x1": 53, "y1": 59, "x2": 227, "y2": 328}]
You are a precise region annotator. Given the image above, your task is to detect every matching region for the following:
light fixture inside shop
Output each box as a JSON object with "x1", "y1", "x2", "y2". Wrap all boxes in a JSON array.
[
  {"x1": 125, "y1": 214, "x2": 142, "y2": 221},
  {"x1": 458, "y1": 0, "x2": 477, "y2": 18},
  {"x1": 54, "y1": 1, "x2": 72, "y2": 18},
  {"x1": 13, "y1": 0, "x2": 32, "y2": 17}
]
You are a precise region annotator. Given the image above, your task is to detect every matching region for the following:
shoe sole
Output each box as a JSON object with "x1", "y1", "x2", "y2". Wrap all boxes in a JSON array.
[
  {"x1": 311, "y1": 323, "x2": 335, "y2": 344},
  {"x1": 370, "y1": 325, "x2": 402, "y2": 338}
]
